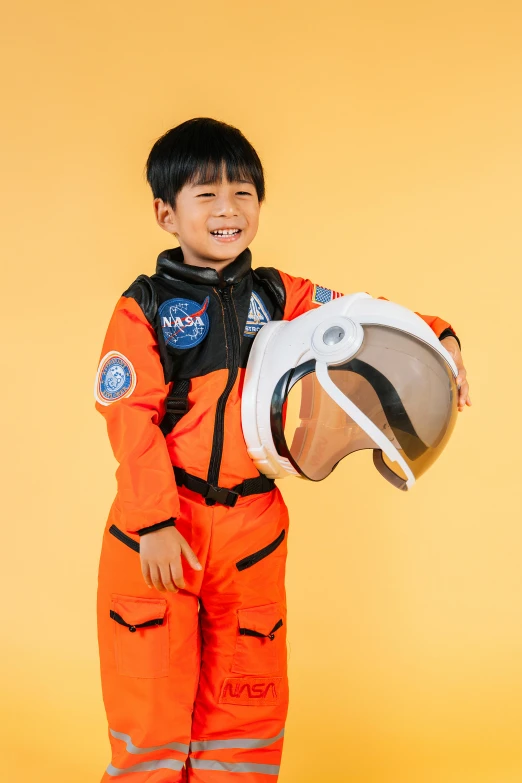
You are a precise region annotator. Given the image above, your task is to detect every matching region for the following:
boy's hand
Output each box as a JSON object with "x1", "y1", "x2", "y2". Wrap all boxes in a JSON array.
[
  {"x1": 139, "y1": 526, "x2": 202, "y2": 592},
  {"x1": 440, "y1": 335, "x2": 472, "y2": 412}
]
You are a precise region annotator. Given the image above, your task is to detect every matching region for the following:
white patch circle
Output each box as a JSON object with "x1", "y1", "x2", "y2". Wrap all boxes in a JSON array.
[{"x1": 94, "y1": 351, "x2": 137, "y2": 406}]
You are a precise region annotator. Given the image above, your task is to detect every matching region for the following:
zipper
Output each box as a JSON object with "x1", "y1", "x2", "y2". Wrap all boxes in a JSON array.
[
  {"x1": 207, "y1": 285, "x2": 241, "y2": 489},
  {"x1": 235, "y1": 529, "x2": 286, "y2": 571},
  {"x1": 109, "y1": 524, "x2": 140, "y2": 553}
]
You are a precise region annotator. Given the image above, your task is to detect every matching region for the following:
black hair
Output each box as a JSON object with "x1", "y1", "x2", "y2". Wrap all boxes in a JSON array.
[{"x1": 145, "y1": 117, "x2": 265, "y2": 209}]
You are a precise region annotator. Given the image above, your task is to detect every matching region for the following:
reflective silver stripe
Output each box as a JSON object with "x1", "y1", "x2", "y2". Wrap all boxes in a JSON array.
[
  {"x1": 110, "y1": 728, "x2": 190, "y2": 755},
  {"x1": 190, "y1": 727, "x2": 284, "y2": 752},
  {"x1": 189, "y1": 758, "x2": 279, "y2": 775},
  {"x1": 107, "y1": 759, "x2": 185, "y2": 776}
]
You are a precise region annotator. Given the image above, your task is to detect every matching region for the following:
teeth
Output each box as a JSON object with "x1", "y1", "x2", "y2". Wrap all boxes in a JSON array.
[{"x1": 212, "y1": 229, "x2": 240, "y2": 235}]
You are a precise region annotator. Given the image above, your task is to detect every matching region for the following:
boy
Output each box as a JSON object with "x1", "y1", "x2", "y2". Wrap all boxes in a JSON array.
[{"x1": 95, "y1": 117, "x2": 470, "y2": 782}]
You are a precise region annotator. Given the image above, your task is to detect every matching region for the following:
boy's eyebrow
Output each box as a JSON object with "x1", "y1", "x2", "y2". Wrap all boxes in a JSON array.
[{"x1": 190, "y1": 178, "x2": 254, "y2": 187}]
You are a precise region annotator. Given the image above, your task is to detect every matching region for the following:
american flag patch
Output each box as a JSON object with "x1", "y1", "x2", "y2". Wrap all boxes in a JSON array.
[{"x1": 312, "y1": 284, "x2": 343, "y2": 305}]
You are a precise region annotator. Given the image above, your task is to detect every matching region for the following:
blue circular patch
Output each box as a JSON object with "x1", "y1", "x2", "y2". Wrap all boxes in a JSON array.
[
  {"x1": 159, "y1": 296, "x2": 210, "y2": 350},
  {"x1": 96, "y1": 352, "x2": 136, "y2": 404}
]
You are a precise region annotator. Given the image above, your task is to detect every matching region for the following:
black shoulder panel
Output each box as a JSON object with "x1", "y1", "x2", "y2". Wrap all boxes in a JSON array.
[
  {"x1": 122, "y1": 274, "x2": 158, "y2": 326},
  {"x1": 252, "y1": 267, "x2": 286, "y2": 320}
]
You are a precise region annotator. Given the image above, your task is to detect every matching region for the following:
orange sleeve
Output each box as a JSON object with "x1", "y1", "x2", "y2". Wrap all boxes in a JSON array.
[
  {"x1": 278, "y1": 270, "x2": 328, "y2": 320},
  {"x1": 94, "y1": 294, "x2": 180, "y2": 535},
  {"x1": 374, "y1": 295, "x2": 459, "y2": 341},
  {"x1": 278, "y1": 270, "x2": 459, "y2": 343}
]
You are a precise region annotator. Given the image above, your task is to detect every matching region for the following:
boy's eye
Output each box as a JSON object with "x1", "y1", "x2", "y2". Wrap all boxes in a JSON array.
[{"x1": 196, "y1": 190, "x2": 253, "y2": 197}]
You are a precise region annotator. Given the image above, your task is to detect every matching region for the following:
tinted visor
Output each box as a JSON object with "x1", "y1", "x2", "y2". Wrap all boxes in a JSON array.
[{"x1": 271, "y1": 325, "x2": 458, "y2": 485}]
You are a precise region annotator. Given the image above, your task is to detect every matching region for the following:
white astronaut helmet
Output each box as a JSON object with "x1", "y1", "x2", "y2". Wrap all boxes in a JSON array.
[{"x1": 241, "y1": 292, "x2": 459, "y2": 491}]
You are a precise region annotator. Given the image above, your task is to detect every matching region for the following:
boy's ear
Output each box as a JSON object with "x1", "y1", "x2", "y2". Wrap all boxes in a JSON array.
[{"x1": 153, "y1": 198, "x2": 178, "y2": 235}]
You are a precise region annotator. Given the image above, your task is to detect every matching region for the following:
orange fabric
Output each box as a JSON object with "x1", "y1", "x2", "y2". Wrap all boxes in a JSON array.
[
  {"x1": 278, "y1": 270, "x2": 457, "y2": 338},
  {"x1": 97, "y1": 484, "x2": 289, "y2": 782},
  {"x1": 170, "y1": 369, "x2": 261, "y2": 487},
  {"x1": 95, "y1": 296, "x2": 180, "y2": 533},
  {"x1": 95, "y1": 276, "x2": 457, "y2": 536},
  {"x1": 375, "y1": 294, "x2": 457, "y2": 338},
  {"x1": 110, "y1": 594, "x2": 169, "y2": 678},
  {"x1": 95, "y1": 268, "x2": 458, "y2": 782},
  {"x1": 96, "y1": 302, "x2": 262, "y2": 535}
]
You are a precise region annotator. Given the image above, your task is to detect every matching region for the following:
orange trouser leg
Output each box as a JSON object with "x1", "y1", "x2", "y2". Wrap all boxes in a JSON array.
[
  {"x1": 186, "y1": 487, "x2": 290, "y2": 782},
  {"x1": 97, "y1": 485, "x2": 290, "y2": 782},
  {"x1": 96, "y1": 492, "x2": 210, "y2": 782}
]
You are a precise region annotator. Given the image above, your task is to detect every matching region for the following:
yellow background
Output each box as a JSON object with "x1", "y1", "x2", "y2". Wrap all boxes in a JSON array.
[{"x1": 1, "y1": 1, "x2": 520, "y2": 781}]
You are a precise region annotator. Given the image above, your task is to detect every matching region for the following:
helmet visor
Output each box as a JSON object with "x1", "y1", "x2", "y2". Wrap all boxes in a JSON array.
[{"x1": 272, "y1": 325, "x2": 458, "y2": 485}]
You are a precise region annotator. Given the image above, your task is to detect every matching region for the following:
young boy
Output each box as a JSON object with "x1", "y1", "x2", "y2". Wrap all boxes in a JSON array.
[{"x1": 95, "y1": 117, "x2": 470, "y2": 782}]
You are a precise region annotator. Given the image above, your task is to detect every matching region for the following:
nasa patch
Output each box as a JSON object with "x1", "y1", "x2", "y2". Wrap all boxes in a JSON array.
[
  {"x1": 95, "y1": 351, "x2": 137, "y2": 406},
  {"x1": 159, "y1": 296, "x2": 210, "y2": 350},
  {"x1": 244, "y1": 291, "x2": 271, "y2": 337}
]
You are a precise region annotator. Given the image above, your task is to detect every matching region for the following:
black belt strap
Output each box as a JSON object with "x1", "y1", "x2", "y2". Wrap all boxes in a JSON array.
[
  {"x1": 160, "y1": 379, "x2": 191, "y2": 436},
  {"x1": 173, "y1": 466, "x2": 275, "y2": 507}
]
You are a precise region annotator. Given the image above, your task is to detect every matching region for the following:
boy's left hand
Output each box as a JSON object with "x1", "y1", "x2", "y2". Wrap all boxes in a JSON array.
[{"x1": 440, "y1": 335, "x2": 472, "y2": 412}]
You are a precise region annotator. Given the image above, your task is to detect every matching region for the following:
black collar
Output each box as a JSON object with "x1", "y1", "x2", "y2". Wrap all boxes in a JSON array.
[{"x1": 156, "y1": 246, "x2": 252, "y2": 286}]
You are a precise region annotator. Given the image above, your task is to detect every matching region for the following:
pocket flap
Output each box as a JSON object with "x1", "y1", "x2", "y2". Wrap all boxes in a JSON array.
[
  {"x1": 110, "y1": 594, "x2": 168, "y2": 626},
  {"x1": 237, "y1": 603, "x2": 281, "y2": 636}
]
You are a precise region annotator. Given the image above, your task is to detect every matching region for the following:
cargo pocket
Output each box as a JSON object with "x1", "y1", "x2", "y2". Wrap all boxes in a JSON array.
[
  {"x1": 110, "y1": 594, "x2": 169, "y2": 678},
  {"x1": 231, "y1": 602, "x2": 283, "y2": 676}
]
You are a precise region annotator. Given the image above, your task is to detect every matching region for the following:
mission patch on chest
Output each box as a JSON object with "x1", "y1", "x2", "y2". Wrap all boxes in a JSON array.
[{"x1": 244, "y1": 291, "x2": 271, "y2": 337}]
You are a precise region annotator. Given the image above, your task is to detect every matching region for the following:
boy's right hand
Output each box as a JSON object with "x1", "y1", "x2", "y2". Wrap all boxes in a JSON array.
[{"x1": 139, "y1": 526, "x2": 203, "y2": 592}]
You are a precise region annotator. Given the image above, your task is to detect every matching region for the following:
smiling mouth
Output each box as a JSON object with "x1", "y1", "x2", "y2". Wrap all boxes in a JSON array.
[{"x1": 210, "y1": 228, "x2": 243, "y2": 242}]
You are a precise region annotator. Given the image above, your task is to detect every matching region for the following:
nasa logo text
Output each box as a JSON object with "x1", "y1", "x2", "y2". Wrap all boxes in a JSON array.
[{"x1": 159, "y1": 296, "x2": 210, "y2": 349}]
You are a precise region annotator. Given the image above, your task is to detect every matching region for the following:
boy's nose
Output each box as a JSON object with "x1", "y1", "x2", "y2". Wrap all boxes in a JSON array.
[{"x1": 213, "y1": 199, "x2": 238, "y2": 217}]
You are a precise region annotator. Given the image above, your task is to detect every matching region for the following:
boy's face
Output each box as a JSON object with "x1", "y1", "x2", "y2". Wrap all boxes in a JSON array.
[{"x1": 153, "y1": 166, "x2": 261, "y2": 269}]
